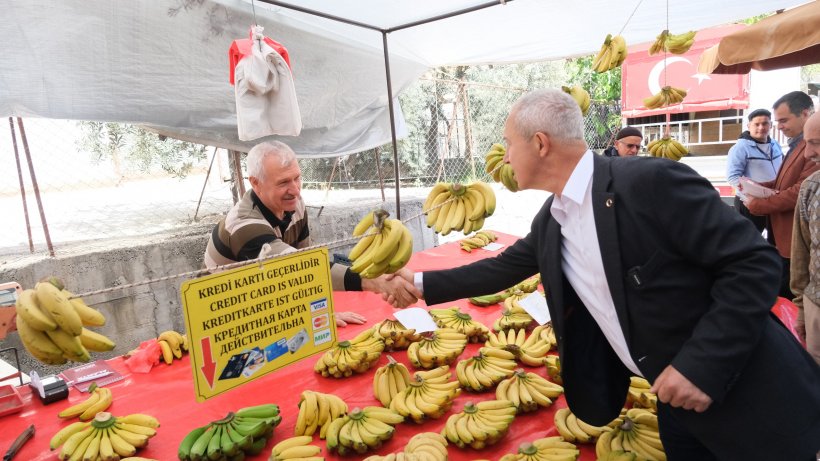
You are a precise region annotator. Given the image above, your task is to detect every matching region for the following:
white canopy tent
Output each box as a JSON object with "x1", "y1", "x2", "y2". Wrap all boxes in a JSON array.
[{"x1": 0, "y1": 0, "x2": 801, "y2": 157}]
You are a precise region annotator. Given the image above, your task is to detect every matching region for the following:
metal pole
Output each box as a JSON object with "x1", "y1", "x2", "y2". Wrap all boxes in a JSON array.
[
  {"x1": 382, "y1": 31, "x2": 401, "y2": 219},
  {"x1": 8, "y1": 118, "x2": 34, "y2": 253},
  {"x1": 374, "y1": 147, "x2": 386, "y2": 202},
  {"x1": 17, "y1": 118, "x2": 55, "y2": 257},
  {"x1": 194, "y1": 146, "x2": 219, "y2": 221}
]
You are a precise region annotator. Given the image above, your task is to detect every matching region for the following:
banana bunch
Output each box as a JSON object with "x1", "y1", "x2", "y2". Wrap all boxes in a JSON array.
[
  {"x1": 424, "y1": 181, "x2": 497, "y2": 235},
  {"x1": 642, "y1": 86, "x2": 687, "y2": 110},
  {"x1": 269, "y1": 435, "x2": 322, "y2": 461},
  {"x1": 656, "y1": 30, "x2": 697, "y2": 55},
  {"x1": 373, "y1": 356, "x2": 412, "y2": 407},
  {"x1": 554, "y1": 408, "x2": 611, "y2": 444},
  {"x1": 442, "y1": 400, "x2": 516, "y2": 449},
  {"x1": 455, "y1": 347, "x2": 517, "y2": 392},
  {"x1": 499, "y1": 437, "x2": 580, "y2": 461},
  {"x1": 50, "y1": 411, "x2": 159, "y2": 461},
  {"x1": 485, "y1": 325, "x2": 552, "y2": 366},
  {"x1": 468, "y1": 275, "x2": 540, "y2": 307},
  {"x1": 485, "y1": 144, "x2": 519, "y2": 192},
  {"x1": 596, "y1": 408, "x2": 667, "y2": 461},
  {"x1": 459, "y1": 230, "x2": 498, "y2": 252},
  {"x1": 15, "y1": 281, "x2": 115, "y2": 365},
  {"x1": 389, "y1": 366, "x2": 462, "y2": 423},
  {"x1": 325, "y1": 406, "x2": 404, "y2": 455},
  {"x1": 407, "y1": 329, "x2": 467, "y2": 369},
  {"x1": 374, "y1": 319, "x2": 420, "y2": 351},
  {"x1": 294, "y1": 390, "x2": 348, "y2": 438},
  {"x1": 592, "y1": 34, "x2": 627, "y2": 73},
  {"x1": 538, "y1": 323, "x2": 558, "y2": 350},
  {"x1": 646, "y1": 137, "x2": 688, "y2": 161},
  {"x1": 627, "y1": 376, "x2": 657, "y2": 412},
  {"x1": 493, "y1": 294, "x2": 537, "y2": 331},
  {"x1": 314, "y1": 327, "x2": 384, "y2": 378},
  {"x1": 544, "y1": 355, "x2": 562, "y2": 384},
  {"x1": 363, "y1": 432, "x2": 449, "y2": 461},
  {"x1": 562, "y1": 85, "x2": 591, "y2": 116},
  {"x1": 350, "y1": 210, "x2": 414, "y2": 278},
  {"x1": 429, "y1": 306, "x2": 490, "y2": 343},
  {"x1": 157, "y1": 329, "x2": 188, "y2": 365},
  {"x1": 496, "y1": 369, "x2": 563, "y2": 413},
  {"x1": 178, "y1": 404, "x2": 281, "y2": 461},
  {"x1": 58, "y1": 386, "x2": 113, "y2": 421}
]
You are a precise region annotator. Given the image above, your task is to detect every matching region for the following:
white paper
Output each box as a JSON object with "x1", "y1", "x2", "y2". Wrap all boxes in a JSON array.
[
  {"x1": 482, "y1": 242, "x2": 505, "y2": 252},
  {"x1": 394, "y1": 307, "x2": 438, "y2": 333},
  {"x1": 739, "y1": 177, "x2": 775, "y2": 198},
  {"x1": 518, "y1": 292, "x2": 550, "y2": 325}
]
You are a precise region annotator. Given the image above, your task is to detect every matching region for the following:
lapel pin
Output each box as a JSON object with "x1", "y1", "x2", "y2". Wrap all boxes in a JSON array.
[{"x1": 605, "y1": 198, "x2": 614, "y2": 207}]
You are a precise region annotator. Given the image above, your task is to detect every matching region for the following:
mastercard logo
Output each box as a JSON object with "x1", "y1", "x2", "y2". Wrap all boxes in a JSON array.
[{"x1": 313, "y1": 315, "x2": 329, "y2": 329}]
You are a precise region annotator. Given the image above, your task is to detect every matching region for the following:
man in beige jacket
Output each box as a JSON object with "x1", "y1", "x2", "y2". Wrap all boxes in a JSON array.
[{"x1": 791, "y1": 111, "x2": 820, "y2": 364}]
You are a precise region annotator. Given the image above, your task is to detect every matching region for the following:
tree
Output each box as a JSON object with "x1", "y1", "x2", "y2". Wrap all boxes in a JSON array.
[{"x1": 77, "y1": 122, "x2": 209, "y2": 179}]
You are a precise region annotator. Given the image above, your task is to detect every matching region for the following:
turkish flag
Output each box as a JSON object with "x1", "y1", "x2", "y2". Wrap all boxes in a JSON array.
[{"x1": 622, "y1": 24, "x2": 750, "y2": 117}]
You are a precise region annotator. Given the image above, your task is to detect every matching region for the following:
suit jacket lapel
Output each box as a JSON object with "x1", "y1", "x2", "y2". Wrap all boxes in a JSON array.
[
  {"x1": 591, "y1": 155, "x2": 631, "y2": 344},
  {"x1": 544, "y1": 204, "x2": 564, "y2": 330}
]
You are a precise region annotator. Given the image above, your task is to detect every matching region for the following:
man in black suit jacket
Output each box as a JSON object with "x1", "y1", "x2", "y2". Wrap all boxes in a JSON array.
[{"x1": 394, "y1": 89, "x2": 820, "y2": 459}]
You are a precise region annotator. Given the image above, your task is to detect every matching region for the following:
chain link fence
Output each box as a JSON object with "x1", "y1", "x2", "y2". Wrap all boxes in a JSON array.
[{"x1": 0, "y1": 71, "x2": 622, "y2": 261}]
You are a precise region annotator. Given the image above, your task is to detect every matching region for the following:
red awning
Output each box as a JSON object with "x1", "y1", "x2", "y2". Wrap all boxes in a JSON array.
[{"x1": 622, "y1": 24, "x2": 751, "y2": 118}]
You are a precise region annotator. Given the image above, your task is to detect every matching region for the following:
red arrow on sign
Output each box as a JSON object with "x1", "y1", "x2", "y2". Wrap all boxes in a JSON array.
[{"x1": 200, "y1": 337, "x2": 217, "y2": 388}]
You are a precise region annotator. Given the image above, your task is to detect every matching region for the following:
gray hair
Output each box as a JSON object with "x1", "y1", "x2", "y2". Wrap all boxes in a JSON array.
[
  {"x1": 246, "y1": 141, "x2": 297, "y2": 181},
  {"x1": 509, "y1": 89, "x2": 585, "y2": 142}
]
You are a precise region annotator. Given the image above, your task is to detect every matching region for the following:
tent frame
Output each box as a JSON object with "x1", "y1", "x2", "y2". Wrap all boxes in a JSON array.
[{"x1": 258, "y1": 0, "x2": 513, "y2": 219}]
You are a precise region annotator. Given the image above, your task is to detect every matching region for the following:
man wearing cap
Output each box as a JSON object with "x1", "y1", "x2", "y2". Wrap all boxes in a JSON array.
[
  {"x1": 603, "y1": 127, "x2": 643, "y2": 157},
  {"x1": 725, "y1": 108, "x2": 783, "y2": 233}
]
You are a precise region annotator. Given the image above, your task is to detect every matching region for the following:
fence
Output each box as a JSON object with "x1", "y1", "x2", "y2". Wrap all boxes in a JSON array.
[{"x1": 0, "y1": 77, "x2": 622, "y2": 261}]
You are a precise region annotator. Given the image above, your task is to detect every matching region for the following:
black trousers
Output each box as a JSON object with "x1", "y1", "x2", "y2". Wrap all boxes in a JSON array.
[{"x1": 733, "y1": 195, "x2": 767, "y2": 233}]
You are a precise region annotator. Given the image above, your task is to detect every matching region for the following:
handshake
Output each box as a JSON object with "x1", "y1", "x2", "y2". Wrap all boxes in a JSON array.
[{"x1": 361, "y1": 267, "x2": 421, "y2": 309}]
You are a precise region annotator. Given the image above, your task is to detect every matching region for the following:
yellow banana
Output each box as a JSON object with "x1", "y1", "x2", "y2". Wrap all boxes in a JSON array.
[
  {"x1": 15, "y1": 288, "x2": 58, "y2": 331},
  {"x1": 352, "y1": 211, "x2": 375, "y2": 237},
  {"x1": 158, "y1": 339, "x2": 174, "y2": 365},
  {"x1": 158, "y1": 330, "x2": 182, "y2": 358},
  {"x1": 79, "y1": 387, "x2": 113, "y2": 421},
  {"x1": 46, "y1": 327, "x2": 90, "y2": 362},
  {"x1": 64, "y1": 292, "x2": 106, "y2": 327},
  {"x1": 35, "y1": 281, "x2": 83, "y2": 336},
  {"x1": 79, "y1": 328, "x2": 115, "y2": 352}
]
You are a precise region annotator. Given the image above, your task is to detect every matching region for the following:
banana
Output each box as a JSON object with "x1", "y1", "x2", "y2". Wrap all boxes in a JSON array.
[
  {"x1": 50, "y1": 421, "x2": 92, "y2": 450},
  {"x1": 79, "y1": 387, "x2": 113, "y2": 421},
  {"x1": 348, "y1": 229, "x2": 379, "y2": 261},
  {"x1": 15, "y1": 288, "x2": 58, "y2": 331},
  {"x1": 79, "y1": 327, "x2": 116, "y2": 352},
  {"x1": 353, "y1": 210, "x2": 375, "y2": 237},
  {"x1": 58, "y1": 389, "x2": 102, "y2": 419},
  {"x1": 372, "y1": 218, "x2": 403, "y2": 264},
  {"x1": 386, "y1": 226, "x2": 413, "y2": 274},
  {"x1": 158, "y1": 339, "x2": 174, "y2": 365},
  {"x1": 158, "y1": 330, "x2": 184, "y2": 358},
  {"x1": 562, "y1": 85, "x2": 591, "y2": 116},
  {"x1": 35, "y1": 281, "x2": 83, "y2": 336},
  {"x1": 117, "y1": 413, "x2": 160, "y2": 428},
  {"x1": 46, "y1": 327, "x2": 91, "y2": 362},
  {"x1": 64, "y1": 292, "x2": 106, "y2": 327},
  {"x1": 16, "y1": 314, "x2": 66, "y2": 364},
  {"x1": 178, "y1": 425, "x2": 207, "y2": 460},
  {"x1": 592, "y1": 34, "x2": 627, "y2": 72}
]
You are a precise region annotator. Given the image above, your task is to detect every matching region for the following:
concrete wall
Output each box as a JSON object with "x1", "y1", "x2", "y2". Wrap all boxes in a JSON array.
[{"x1": 0, "y1": 198, "x2": 435, "y2": 376}]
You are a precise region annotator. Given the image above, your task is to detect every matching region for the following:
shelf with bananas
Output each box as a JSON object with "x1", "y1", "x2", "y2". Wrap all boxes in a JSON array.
[
  {"x1": 388, "y1": 366, "x2": 462, "y2": 423},
  {"x1": 50, "y1": 411, "x2": 159, "y2": 461},
  {"x1": 429, "y1": 307, "x2": 491, "y2": 343},
  {"x1": 177, "y1": 403, "x2": 282, "y2": 461},
  {"x1": 314, "y1": 326, "x2": 384, "y2": 378},
  {"x1": 156, "y1": 329, "x2": 189, "y2": 365},
  {"x1": 293, "y1": 390, "x2": 349, "y2": 438},
  {"x1": 374, "y1": 319, "x2": 421, "y2": 351},
  {"x1": 499, "y1": 437, "x2": 580, "y2": 461},
  {"x1": 596, "y1": 408, "x2": 667, "y2": 461},
  {"x1": 455, "y1": 347, "x2": 517, "y2": 392},
  {"x1": 459, "y1": 229, "x2": 498, "y2": 252},
  {"x1": 324, "y1": 406, "x2": 405, "y2": 455},
  {"x1": 646, "y1": 136, "x2": 688, "y2": 161},
  {"x1": 484, "y1": 144, "x2": 519, "y2": 192},
  {"x1": 423, "y1": 181, "x2": 497, "y2": 235},
  {"x1": 363, "y1": 432, "x2": 449, "y2": 461},
  {"x1": 496, "y1": 369, "x2": 564, "y2": 413},
  {"x1": 592, "y1": 34, "x2": 627, "y2": 73},
  {"x1": 442, "y1": 399, "x2": 517, "y2": 449},
  {"x1": 562, "y1": 85, "x2": 591, "y2": 116},
  {"x1": 15, "y1": 279, "x2": 116, "y2": 365},
  {"x1": 648, "y1": 30, "x2": 697, "y2": 55},
  {"x1": 349, "y1": 209, "x2": 414, "y2": 279},
  {"x1": 407, "y1": 328, "x2": 468, "y2": 369},
  {"x1": 468, "y1": 274, "x2": 541, "y2": 307}
]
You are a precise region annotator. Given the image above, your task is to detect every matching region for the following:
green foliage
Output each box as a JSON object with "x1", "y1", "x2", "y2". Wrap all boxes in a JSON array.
[
  {"x1": 76, "y1": 122, "x2": 208, "y2": 178},
  {"x1": 564, "y1": 56, "x2": 621, "y2": 101}
]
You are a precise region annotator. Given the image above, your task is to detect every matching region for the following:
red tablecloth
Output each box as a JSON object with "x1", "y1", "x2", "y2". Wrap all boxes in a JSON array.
[{"x1": 0, "y1": 231, "x2": 801, "y2": 460}]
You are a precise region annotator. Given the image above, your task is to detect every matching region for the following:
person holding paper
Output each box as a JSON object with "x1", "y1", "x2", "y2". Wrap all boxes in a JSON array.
[
  {"x1": 725, "y1": 108, "x2": 783, "y2": 233},
  {"x1": 746, "y1": 91, "x2": 820, "y2": 300},
  {"x1": 204, "y1": 141, "x2": 422, "y2": 325},
  {"x1": 389, "y1": 89, "x2": 820, "y2": 459},
  {"x1": 790, "y1": 111, "x2": 820, "y2": 365}
]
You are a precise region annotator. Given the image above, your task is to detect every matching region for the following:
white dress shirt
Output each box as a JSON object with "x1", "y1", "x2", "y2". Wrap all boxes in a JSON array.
[{"x1": 550, "y1": 150, "x2": 641, "y2": 376}]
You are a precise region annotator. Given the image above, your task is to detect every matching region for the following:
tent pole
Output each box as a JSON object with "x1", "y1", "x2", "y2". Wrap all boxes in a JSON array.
[
  {"x1": 194, "y1": 146, "x2": 219, "y2": 221},
  {"x1": 8, "y1": 118, "x2": 35, "y2": 253},
  {"x1": 16, "y1": 118, "x2": 55, "y2": 257},
  {"x1": 381, "y1": 30, "x2": 401, "y2": 219}
]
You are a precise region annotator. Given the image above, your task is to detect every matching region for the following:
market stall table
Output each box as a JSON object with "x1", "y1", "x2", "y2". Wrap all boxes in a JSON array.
[{"x1": 4, "y1": 232, "x2": 618, "y2": 460}]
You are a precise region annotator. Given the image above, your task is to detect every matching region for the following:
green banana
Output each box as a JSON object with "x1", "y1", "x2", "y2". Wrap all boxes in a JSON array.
[
  {"x1": 235, "y1": 403, "x2": 279, "y2": 419},
  {"x1": 188, "y1": 424, "x2": 216, "y2": 460},
  {"x1": 468, "y1": 292, "x2": 511, "y2": 307},
  {"x1": 178, "y1": 425, "x2": 207, "y2": 460},
  {"x1": 206, "y1": 424, "x2": 223, "y2": 460}
]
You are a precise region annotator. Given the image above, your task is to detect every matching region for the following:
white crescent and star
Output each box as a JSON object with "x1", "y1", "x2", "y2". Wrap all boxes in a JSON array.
[{"x1": 648, "y1": 57, "x2": 691, "y2": 95}]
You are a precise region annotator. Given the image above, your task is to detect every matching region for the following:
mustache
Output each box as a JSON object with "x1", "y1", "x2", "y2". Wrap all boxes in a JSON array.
[{"x1": 283, "y1": 194, "x2": 297, "y2": 200}]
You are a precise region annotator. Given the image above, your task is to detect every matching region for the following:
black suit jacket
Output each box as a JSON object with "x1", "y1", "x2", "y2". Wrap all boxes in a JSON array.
[{"x1": 424, "y1": 154, "x2": 820, "y2": 459}]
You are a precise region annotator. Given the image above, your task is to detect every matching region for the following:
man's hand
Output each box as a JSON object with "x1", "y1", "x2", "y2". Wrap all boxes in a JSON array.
[
  {"x1": 650, "y1": 365, "x2": 713, "y2": 412},
  {"x1": 361, "y1": 268, "x2": 422, "y2": 308},
  {"x1": 335, "y1": 311, "x2": 366, "y2": 327}
]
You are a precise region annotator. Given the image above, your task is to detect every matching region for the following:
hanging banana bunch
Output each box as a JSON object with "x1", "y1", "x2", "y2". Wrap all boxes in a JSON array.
[
  {"x1": 592, "y1": 34, "x2": 627, "y2": 73},
  {"x1": 349, "y1": 210, "x2": 413, "y2": 278},
  {"x1": 484, "y1": 144, "x2": 519, "y2": 192},
  {"x1": 561, "y1": 85, "x2": 591, "y2": 116},
  {"x1": 423, "y1": 182, "x2": 496, "y2": 235},
  {"x1": 642, "y1": 86, "x2": 687, "y2": 110},
  {"x1": 646, "y1": 137, "x2": 688, "y2": 161},
  {"x1": 650, "y1": 30, "x2": 697, "y2": 55}
]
